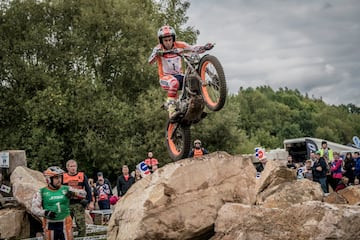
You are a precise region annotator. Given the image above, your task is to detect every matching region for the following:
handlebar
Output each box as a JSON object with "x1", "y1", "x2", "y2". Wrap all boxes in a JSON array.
[
  {"x1": 159, "y1": 48, "x2": 194, "y2": 56},
  {"x1": 158, "y1": 43, "x2": 215, "y2": 56}
]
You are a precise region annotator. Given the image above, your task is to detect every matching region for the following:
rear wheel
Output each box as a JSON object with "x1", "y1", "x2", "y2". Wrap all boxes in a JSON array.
[
  {"x1": 165, "y1": 121, "x2": 191, "y2": 161},
  {"x1": 199, "y1": 55, "x2": 227, "y2": 111}
]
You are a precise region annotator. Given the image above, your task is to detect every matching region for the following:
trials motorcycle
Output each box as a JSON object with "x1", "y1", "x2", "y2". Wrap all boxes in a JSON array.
[{"x1": 162, "y1": 44, "x2": 227, "y2": 161}]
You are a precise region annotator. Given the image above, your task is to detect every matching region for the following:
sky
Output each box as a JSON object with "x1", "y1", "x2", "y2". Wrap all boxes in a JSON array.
[{"x1": 186, "y1": 0, "x2": 360, "y2": 106}]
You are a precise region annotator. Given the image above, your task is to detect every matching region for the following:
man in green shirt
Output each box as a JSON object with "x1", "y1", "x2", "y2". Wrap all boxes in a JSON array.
[{"x1": 32, "y1": 166, "x2": 86, "y2": 240}]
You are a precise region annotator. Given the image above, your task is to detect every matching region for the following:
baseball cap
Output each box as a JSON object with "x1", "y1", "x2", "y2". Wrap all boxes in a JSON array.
[{"x1": 97, "y1": 172, "x2": 103, "y2": 177}]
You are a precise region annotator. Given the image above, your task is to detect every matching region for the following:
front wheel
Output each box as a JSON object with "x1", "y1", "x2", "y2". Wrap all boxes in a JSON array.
[
  {"x1": 165, "y1": 120, "x2": 191, "y2": 161},
  {"x1": 199, "y1": 55, "x2": 227, "y2": 111}
]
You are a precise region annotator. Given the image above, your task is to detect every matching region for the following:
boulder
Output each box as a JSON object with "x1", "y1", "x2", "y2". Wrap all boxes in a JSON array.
[
  {"x1": 0, "y1": 208, "x2": 30, "y2": 239},
  {"x1": 10, "y1": 166, "x2": 46, "y2": 214},
  {"x1": 255, "y1": 160, "x2": 296, "y2": 194},
  {"x1": 337, "y1": 186, "x2": 360, "y2": 205},
  {"x1": 212, "y1": 201, "x2": 360, "y2": 240},
  {"x1": 107, "y1": 152, "x2": 258, "y2": 240},
  {"x1": 256, "y1": 179, "x2": 324, "y2": 208}
]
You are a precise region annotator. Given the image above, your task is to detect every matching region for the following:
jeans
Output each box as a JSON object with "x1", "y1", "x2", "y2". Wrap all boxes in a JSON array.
[{"x1": 315, "y1": 177, "x2": 328, "y2": 193}]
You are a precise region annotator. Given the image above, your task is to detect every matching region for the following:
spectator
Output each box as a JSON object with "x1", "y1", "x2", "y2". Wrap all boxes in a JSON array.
[
  {"x1": 303, "y1": 160, "x2": 313, "y2": 180},
  {"x1": 335, "y1": 176, "x2": 349, "y2": 192},
  {"x1": 116, "y1": 165, "x2": 135, "y2": 197},
  {"x1": 144, "y1": 152, "x2": 159, "y2": 173},
  {"x1": 133, "y1": 168, "x2": 142, "y2": 182},
  {"x1": 88, "y1": 178, "x2": 97, "y2": 203},
  {"x1": 354, "y1": 152, "x2": 360, "y2": 180},
  {"x1": 343, "y1": 152, "x2": 356, "y2": 184},
  {"x1": 296, "y1": 162, "x2": 306, "y2": 179},
  {"x1": 88, "y1": 178, "x2": 97, "y2": 221},
  {"x1": 96, "y1": 172, "x2": 113, "y2": 196},
  {"x1": 312, "y1": 150, "x2": 328, "y2": 194},
  {"x1": 32, "y1": 166, "x2": 86, "y2": 240},
  {"x1": 308, "y1": 151, "x2": 316, "y2": 166},
  {"x1": 255, "y1": 157, "x2": 267, "y2": 173},
  {"x1": 188, "y1": 139, "x2": 209, "y2": 158},
  {"x1": 96, "y1": 176, "x2": 111, "y2": 210},
  {"x1": 286, "y1": 155, "x2": 296, "y2": 169},
  {"x1": 62, "y1": 159, "x2": 94, "y2": 237},
  {"x1": 329, "y1": 152, "x2": 343, "y2": 191},
  {"x1": 354, "y1": 177, "x2": 359, "y2": 186},
  {"x1": 320, "y1": 141, "x2": 334, "y2": 163}
]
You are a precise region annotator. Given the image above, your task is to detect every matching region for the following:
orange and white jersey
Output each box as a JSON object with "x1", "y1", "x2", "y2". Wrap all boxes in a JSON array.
[{"x1": 148, "y1": 41, "x2": 194, "y2": 78}]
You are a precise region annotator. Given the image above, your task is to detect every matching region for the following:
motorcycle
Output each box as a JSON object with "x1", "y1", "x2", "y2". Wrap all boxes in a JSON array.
[{"x1": 161, "y1": 45, "x2": 227, "y2": 161}]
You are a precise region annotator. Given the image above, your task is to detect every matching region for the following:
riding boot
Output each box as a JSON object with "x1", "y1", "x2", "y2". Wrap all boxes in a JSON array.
[
  {"x1": 167, "y1": 103, "x2": 177, "y2": 119},
  {"x1": 166, "y1": 99, "x2": 178, "y2": 120}
]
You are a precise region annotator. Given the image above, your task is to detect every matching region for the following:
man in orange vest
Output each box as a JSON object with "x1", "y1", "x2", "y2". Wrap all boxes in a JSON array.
[
  {"x1": 62, "y1": 159, "x2": 93, "y2": 237},
  {"x1": 144, "y1": 151, "x2": 159, "y2": 173},
  {"x1": 188, "y1": 139, "x2": 209, "y2": 158}
]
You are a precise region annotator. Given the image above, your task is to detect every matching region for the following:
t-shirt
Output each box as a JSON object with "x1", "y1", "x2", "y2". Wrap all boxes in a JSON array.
[{"x1": 41, "y1": 185, "x2": 70, "y2": 220}]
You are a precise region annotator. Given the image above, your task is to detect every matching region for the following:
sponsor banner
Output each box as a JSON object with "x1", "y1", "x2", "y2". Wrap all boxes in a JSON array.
[
  {"x1": 0, "y1": 151, "x2": 9, "y2": 168},
  {"x1": 0, "y1": 184, "x2": 11, "y2": 193},
  {"x1": 136, "y1": 161, "x2": 151, "y2": 177},
  {"x1": 255, "y1": 147, "x2": 265, "y2": 160}
]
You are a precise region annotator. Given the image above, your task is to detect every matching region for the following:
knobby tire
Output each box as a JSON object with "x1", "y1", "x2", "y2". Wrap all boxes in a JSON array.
[
  {"x1": 199, "y1": 55, "x2": 227, "y2": 111},
  {"x1": 165, "y1": 120, "x2": 191, "y2": 161}
]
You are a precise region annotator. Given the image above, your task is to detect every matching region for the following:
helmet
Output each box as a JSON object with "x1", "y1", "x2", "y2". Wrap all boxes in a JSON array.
[
  {"x1": 194, "y1": 139, "x2": 201, "y2": 145},
  {"x1": 44, "y1": 166, "x2": 65, "y2": 187},
  {"x1": 157, "y1": 25, "x2": 176, "y2": 44},
  {"x1": 44, "y1": 166, "x2": 65, "y2": 177}
]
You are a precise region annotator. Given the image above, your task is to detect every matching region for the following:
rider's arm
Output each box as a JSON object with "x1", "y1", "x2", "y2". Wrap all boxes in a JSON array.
[
  {"x1": 148, "y1": 45, "x2": 162, "y2": 64},
  {"x1": 31, "y1": 190, "x2": 45, "y2": 217},
  {"x1": 193, "y1": 43, "x2": 214, "y2": 54}
]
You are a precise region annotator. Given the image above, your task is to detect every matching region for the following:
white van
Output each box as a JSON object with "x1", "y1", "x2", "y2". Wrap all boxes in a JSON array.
[{"x1": 283, "y1": 137, "x2": 359, "y2": 163}]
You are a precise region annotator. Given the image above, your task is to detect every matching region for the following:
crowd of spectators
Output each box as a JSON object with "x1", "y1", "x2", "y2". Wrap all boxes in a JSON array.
[{"x1": 289, "y1": 141, "x2": 360, "y2": 195}]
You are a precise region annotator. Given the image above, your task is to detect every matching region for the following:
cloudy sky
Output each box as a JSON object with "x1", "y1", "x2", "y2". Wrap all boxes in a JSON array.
[{"x1": 186, "y1": 0, "x2": 360, "y2": 106}]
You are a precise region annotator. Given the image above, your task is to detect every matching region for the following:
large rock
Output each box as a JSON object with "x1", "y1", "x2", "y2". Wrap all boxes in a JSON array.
[
  {"x1": 10, "y1": 166, "x2": 46, "y2": 214},
  {"x1": 337, "y1": 186, "x2": 360, "y2": 205},
  {"x1": 256, "y1": 179, "x2": 324, "y2": 208},
  {"x1": 255, "y1": 160, "x2": 296, "y2": 194},
  {"x1": 107, "y1": 152, "x2": 258, "y2": 240},
  {"x1": 1, "y1": 150, "x2": 27, "y2": 175},
  {"x1": 212, "y1": 201, "x2": 360, "y2": 240},
  {"x1": 0, "y1": 208, "x2": 30, "y2": 239}
]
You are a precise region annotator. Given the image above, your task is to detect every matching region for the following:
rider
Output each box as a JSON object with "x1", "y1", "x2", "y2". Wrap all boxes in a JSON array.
[
  {"x1": 188, "y1": 139, "x2": 209, "y2": 158},
  {"x1": 148, "y1": 25, "x2": 213, "y2": 119},
  {"x1": 32, "y1": 166, "x2": 86, "y2": 240}
]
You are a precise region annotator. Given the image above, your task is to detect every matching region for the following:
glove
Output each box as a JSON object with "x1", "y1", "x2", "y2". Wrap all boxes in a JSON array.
[
  {"x1": 204, "y1": 43, "x2": 214, "y2": 50},
  {"x1": 80, "y1": 199, "x2": 89, "y2": 208},
  {"x1": 156, "y1": 50, "x2": 163, "y2": 56},
  {"x1": 65, "y1": 190, "x2": 75, "y2": 199},
  {"x1": 44, "y1": 210, "x2": 56, "y2": 219}
]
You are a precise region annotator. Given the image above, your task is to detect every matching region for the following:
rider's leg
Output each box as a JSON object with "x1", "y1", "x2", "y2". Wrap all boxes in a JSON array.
[{"x1": 160, "y1": 75, "x2": 180, "y2": 119}]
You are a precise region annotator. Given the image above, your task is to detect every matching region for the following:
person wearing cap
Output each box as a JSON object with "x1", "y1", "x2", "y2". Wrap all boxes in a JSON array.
[
  {"x1": 312, "y1": 150, "x2": 328, "y2": 194},
  {"x1": 96, "y1": 172, "x2": 113, "y2": 196},
  {"x1": 189, "y1": 139, "x2": 209, "y2": 158}
]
